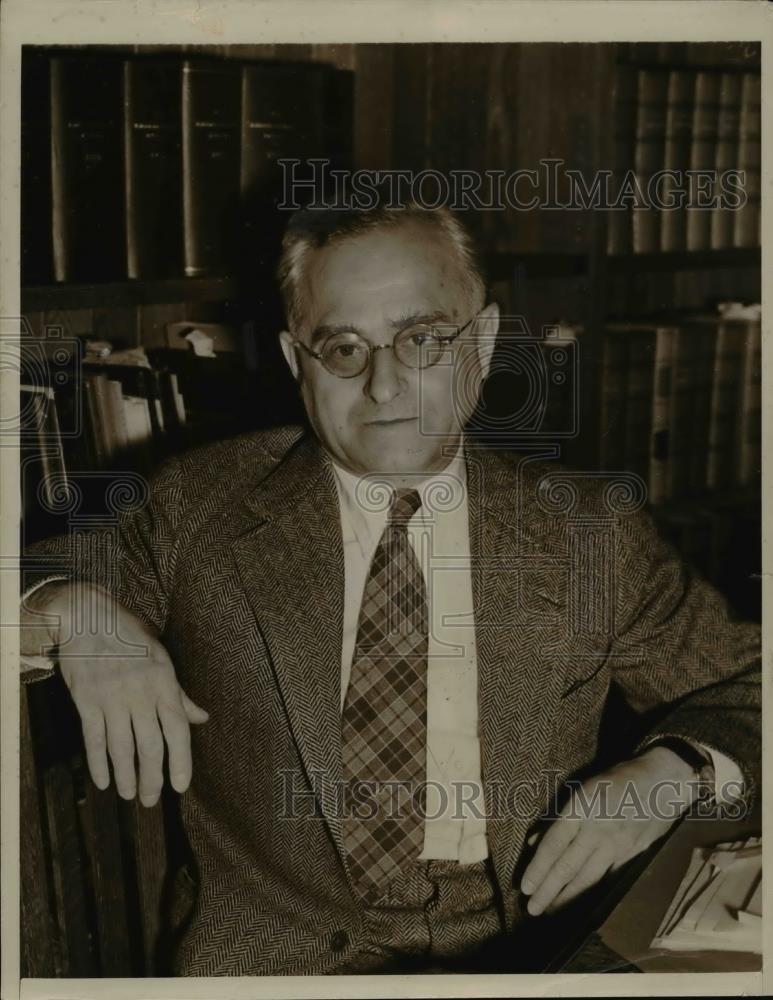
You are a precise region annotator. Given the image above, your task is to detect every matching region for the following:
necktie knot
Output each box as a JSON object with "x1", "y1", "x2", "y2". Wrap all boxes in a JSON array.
[{"x1": 389, "y1": 488, "x2": 422, "y2": 527}]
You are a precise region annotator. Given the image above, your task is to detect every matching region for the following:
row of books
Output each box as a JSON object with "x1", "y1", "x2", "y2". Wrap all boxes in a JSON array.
[
  {"x1": 607, "y1": 66, "x2": 761, "y2": 254},
  {"x1": 19, "y1": 337, "x2": 258, "y2": 542},
  {"x1": 599, "y1": 302, "x2": 761, "y2": 504},
  {"x1": 21, "y1": 49, "x2": 351, "y2": 284}
]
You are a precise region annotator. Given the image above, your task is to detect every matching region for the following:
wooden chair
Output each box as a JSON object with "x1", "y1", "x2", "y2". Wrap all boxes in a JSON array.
[{"x1": 21, "y1": 671, "x2": 195, "y2": 977}]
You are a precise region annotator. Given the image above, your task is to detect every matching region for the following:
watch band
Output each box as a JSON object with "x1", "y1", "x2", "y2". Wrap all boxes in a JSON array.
[{"x1": 645, "y1": 736, "x2": 716, "y2": 788}]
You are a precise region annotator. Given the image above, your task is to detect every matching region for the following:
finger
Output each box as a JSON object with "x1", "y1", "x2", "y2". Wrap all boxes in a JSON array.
[
  {"x1": 527, "y1": 830, "x2": 540, "y2": 847},
  {"x1": 158, "y1": 700, "x2": 192, "y2": 793},
  {"x1": 545, "y1": 847, "x2": 615, "y2": 913},
  {"x1": 103, "y1": 707, "x2": 137, "y2": 799},
  {"x1": 526, "y1": 830, "x2": 597, "y2": 916},
  {"x1": 77, "y1": 703, "x2": 110, "y2": 790},
  {"x1": 521, "y1": 813, "x2": 580, "y2": 896},
  {"x1": 130, "y1": 708, "x2": 165, "y2": 807},
  {"x1": 180, "y1": 691, "x2": 209, "y2": 724}
]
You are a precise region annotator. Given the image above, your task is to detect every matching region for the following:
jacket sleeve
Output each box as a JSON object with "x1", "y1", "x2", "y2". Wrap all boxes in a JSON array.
[
  {"x1": 20, "y1": 456, "x2": 185, "y2": 681},
  {"x1": 606, "y1": 503, "x2": 761, "y2": 808}
]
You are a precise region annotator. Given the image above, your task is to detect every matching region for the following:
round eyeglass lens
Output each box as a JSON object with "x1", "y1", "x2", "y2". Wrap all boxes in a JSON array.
[
  {"x1": 321, "y1": 332, "x2": 371, "y2": 377},
  {"x1": 394, "y1": 324, "x2": 448, "y2": 369}
]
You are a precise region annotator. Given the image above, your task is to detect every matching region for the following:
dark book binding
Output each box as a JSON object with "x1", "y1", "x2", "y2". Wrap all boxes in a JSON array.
[
  {"x1": 181, "y1": 59, "x2": 241, "y2": 276},
  {"x1": 711, "y1": 72, "x2": 743, "y2": 249},
  {"x1": 124, "y1": 57, "x2": 184, "y2": 279},
  {"x1": 21, "y1": 49, "x2": 54, "y2": 284},
  {"x1": 606, "y1": 65, "x2": 637, "y2": 256},
  {"x1": 733, "y1": 73, "x2": 761, "y2": 249},
  {"x1": 239, "y1": 62, "x2": 339, "y2": 279},
  {"x1": 660, "y1": 70, "x2": 695, "y2": 252},
  {"x1": 50, "y1": 52, "x2": 126, "y2": 282},
  {"x1": 632, "y1": 69, "x2": 669, "y2": 254},
  {"x1": 685, "y1": 71, "x2": 721, "y2": 252}
]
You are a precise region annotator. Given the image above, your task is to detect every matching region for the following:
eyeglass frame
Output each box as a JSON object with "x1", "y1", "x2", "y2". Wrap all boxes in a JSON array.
[{"x1": 288, "y1": 312, "x2": 482, "y2": 379}]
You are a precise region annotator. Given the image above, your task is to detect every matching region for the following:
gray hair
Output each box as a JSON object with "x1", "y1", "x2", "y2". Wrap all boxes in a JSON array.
[{"x1": 277, "y1": 201, "x2": 487, "y2": 335}]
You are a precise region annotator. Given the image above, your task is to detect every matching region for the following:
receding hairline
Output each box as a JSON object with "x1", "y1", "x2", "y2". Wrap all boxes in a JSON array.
[{"x1": 278, "y1": 208, "x2": 486, "y2": 335}]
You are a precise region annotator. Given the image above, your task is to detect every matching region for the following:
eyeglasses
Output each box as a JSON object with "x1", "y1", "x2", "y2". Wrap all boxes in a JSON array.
[{"x1": 290, "y1": 314, "x2": 478, "y2": 379}]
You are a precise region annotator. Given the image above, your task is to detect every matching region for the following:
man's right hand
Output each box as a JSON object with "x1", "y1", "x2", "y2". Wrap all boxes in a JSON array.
[{"x1": 21, "y1": 581, "x2": 209, "y2": 807}]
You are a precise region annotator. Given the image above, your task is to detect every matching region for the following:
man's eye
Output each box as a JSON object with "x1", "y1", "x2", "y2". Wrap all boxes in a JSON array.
[
  {"x1": 332, "y1": 343, "x2": 362, "y2": 358},
  {"x1": 408, "y1": 328, "x2": 435, "y2": 346}
]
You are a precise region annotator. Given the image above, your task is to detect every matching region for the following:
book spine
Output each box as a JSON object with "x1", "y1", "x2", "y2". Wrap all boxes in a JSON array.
[
  {"x1": 106, "y1": 379, "x2": 130, "y2": 453},
  {"x1": 21, "y1": 51, "x2": 54, "y2": 284},
  {"x1": 687, "y1": 324, "x2": 718, "y2": 495},
  {"x1": 623, "y1": 330, "x2": 655, "y2": 486},
  {"x1": 121, "y1": 396, "x2": 155, "y2": 468},
  {"x1": 736, "y1": 318, "x2": 761, "y2": 486},
  {"x1": 87, "y1": 373, "x2": 118, "y2": 462},
  {"x1": 182, "y1": 60, "x2": 242, "y2": 277},
  {"x1": 170, "y1": 373, "x2": 187, "y2": 425},
  {"x1": 82, "y1": 376, "x2": 106, "y2": 467},
  {"x1": 599, "y1": 333, "x2": 628, "y2": 469},
  {"x1": 49, "y1": 57, "x2": 66, "y2": 283},
  {"x1": 632, "y1": 70, "x2": 669, "y2": 254},
  {"x1": 606, "y1": 66, "x2": 637, "y2": 256},
  {"x1": 660, "y1": 70, "x2": 695, "y2": 252},
  {"x1": 685, "y1": 71, "x2": 721, "y2": 252},
  {"x1": 157, "y1": 370, "x2": 187, "y2": 444},
  {"x1": 124, "y1": 58, "x2": 184, "y2": 279},
  {"x1": 733, "y1": 73, "x2": 761, "y2": 248},
  {"x1": 240, "y1": 64, "x2": 301, "y2": 198},
  {"x1": 649, "y1": 326, "x2": 675, "y2": 505},
  {"x1": 667, "y1": 327, "x2": 700, "y2": 500},
  {"x1": 49, "y1": 54, "x2": 126, "y2": 282},
  {"x1": 706, "y1": 320, "x2": 745, "y2": 491},
  {"x1": 52, "y1": 375, "x2": 95, "y2": 471},
  {"x1": 710, "y1": 73, "x2": 743, "y2": 249},
  {"x1": 20, "y1": 385, "x2": 68, "y2": 512},
  {"x1": 19, "y1": 386, "x2": 50, "y2": 543}
]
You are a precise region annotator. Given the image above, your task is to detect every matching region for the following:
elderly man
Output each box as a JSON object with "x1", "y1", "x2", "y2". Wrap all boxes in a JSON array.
[{"x1": 21, "y1": 200, "x2": 760, "y2": 976}]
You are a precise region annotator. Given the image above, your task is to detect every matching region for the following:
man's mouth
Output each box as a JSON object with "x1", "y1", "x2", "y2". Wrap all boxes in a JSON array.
[{"x1": 365, "y1": 416, "x2": 418, "y2": 426}]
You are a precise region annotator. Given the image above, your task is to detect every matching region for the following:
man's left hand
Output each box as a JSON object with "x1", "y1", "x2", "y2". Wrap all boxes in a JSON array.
[{"x1": 520, "y1": 746, "x2": 700, "y2": 916}]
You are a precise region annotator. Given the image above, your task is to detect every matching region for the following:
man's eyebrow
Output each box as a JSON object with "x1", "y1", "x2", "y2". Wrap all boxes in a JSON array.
[
  {"x1": 309, "y1": 323, "x2": 361, "y2": 346},
  {"x1": 388, "y1": 310, "x2": 451, "y2": 329},
  {"x1": 310, "y1": 311, "x2": 453, "y2": 345}
]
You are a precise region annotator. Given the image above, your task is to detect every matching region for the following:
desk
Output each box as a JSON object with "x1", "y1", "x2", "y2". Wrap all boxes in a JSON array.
[{"x1": 557, "y1": 811, "x2": 762, "y2": 973}]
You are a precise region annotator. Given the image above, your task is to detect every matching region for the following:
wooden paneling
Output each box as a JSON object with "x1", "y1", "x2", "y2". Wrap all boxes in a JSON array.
[
  {"x1": 480, "y1": 44, "x2": 520, "y2": 252},
  {"x1": 392, "y1": 44, "x2": 430, "y2": 172},
  {"x1": 351, "y1": 45, "x2": 395, "y2": 171}
]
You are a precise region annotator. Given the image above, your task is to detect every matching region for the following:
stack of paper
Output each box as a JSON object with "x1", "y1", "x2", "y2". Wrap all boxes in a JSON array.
[{"x1": 651, "y1": 837, "x2": 761, "y2": 954}]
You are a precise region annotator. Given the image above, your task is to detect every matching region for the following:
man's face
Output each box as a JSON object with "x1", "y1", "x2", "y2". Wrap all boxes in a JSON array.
[{"x1": 280, "y1": 221, "x2": 497, "y2": 480}]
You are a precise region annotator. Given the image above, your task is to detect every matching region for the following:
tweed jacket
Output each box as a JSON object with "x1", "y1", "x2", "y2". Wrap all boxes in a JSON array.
[{"x1": 23, "y1": 426, "x2": 761, "y2": 976}]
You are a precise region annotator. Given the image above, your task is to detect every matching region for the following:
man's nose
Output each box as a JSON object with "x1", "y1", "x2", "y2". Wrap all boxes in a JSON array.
[{"x1": 365, "y1": 345, "x2": 405, "y2": 404}]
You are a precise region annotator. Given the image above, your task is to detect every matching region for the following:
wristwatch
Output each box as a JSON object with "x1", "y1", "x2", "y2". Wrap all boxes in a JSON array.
[{"x1": 644, "y1": 736, "x2": 716, "y2": 792}]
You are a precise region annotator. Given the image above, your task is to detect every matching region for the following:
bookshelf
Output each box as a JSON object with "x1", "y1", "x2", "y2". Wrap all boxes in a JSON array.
[
  {"x1": 20, "y1": 39, "x2": 761, "y2": 601},
  {"x1": 21, "y1": 277, "x2": 238, "y2": 310},
  {"x1": 19, "y1": 40, "x2": 761, "y2": 977}
]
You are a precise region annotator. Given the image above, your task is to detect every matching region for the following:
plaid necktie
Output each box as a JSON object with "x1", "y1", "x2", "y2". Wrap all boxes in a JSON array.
[{"x1": 341, "y1": 487, "x2": 428, "y2": 900}]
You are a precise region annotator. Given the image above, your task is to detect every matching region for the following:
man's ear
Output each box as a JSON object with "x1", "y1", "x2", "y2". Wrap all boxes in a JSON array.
[
  {"x1": 279, "y1": 330, "x2": 301, "y2": 382},
  {"x1": 474, "y1": 302, "x2": 499, "y2": 380}
]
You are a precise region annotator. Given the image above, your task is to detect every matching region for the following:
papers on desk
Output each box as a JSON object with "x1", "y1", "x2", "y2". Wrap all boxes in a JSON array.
[{"x1": 651, "y1": 837, "x2": 762, "y2": 955}]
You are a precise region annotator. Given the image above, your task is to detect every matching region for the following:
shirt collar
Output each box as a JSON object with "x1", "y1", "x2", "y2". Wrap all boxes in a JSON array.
[{"x1": 331, "y1": 443, "x2": 468, "y2": 542}]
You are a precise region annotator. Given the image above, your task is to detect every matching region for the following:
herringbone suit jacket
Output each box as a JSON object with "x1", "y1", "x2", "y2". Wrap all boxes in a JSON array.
[{"x1": 24, "y1": 426, "x2": 761, "y2": 975}]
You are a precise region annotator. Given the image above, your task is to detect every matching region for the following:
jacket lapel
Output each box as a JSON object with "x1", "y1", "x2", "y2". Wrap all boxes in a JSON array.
[
  {"x1": 229, "y1": 435, "x2": 350, "y2": 871},
  {"x1": 467, "y1": 445, "x2": 571, "y2": 897},
  {"x1": 229, "y1": 433, "x2": 571, "y2": 900}
]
